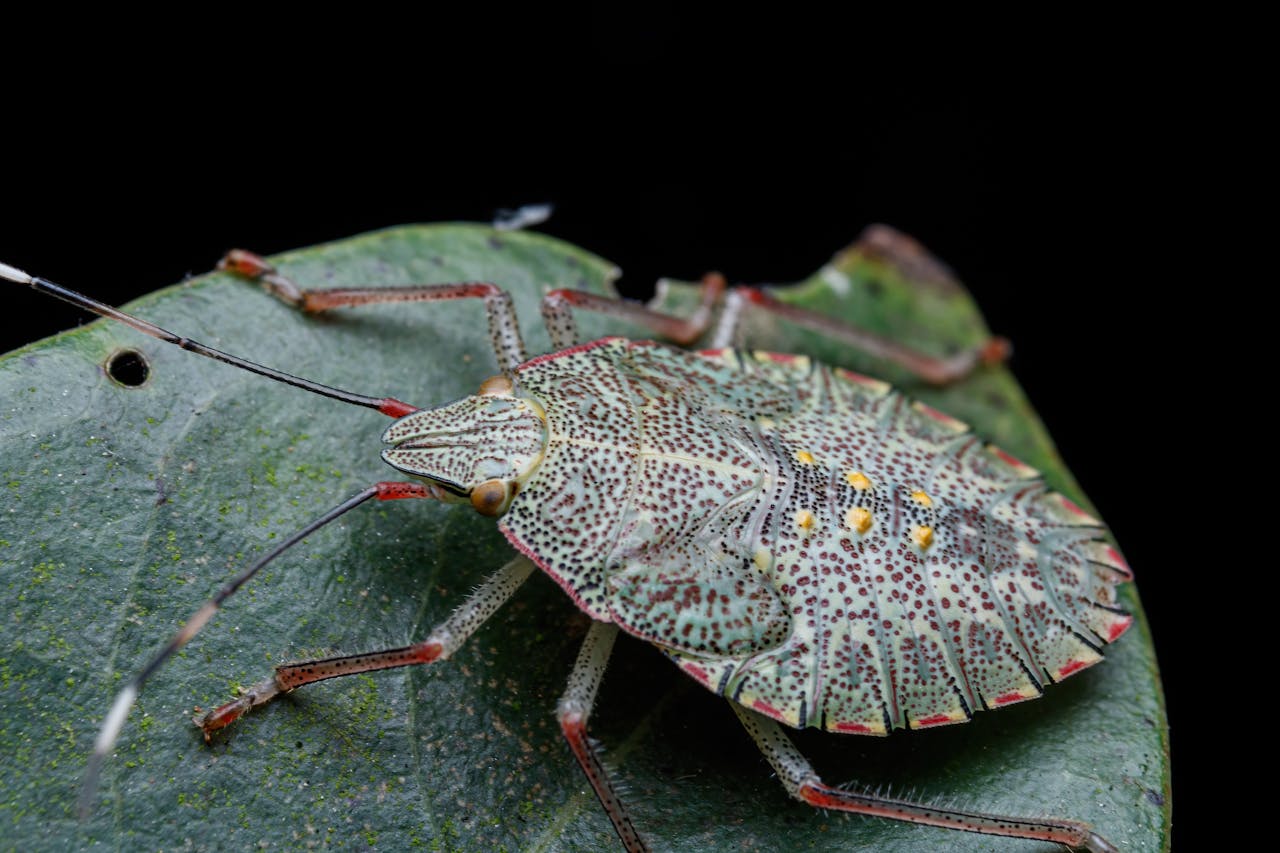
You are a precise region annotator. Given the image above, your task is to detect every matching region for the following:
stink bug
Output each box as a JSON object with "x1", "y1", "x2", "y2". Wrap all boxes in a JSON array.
[{"x1": 0, "y1": 225, "x2": 1166, "y2": 851}]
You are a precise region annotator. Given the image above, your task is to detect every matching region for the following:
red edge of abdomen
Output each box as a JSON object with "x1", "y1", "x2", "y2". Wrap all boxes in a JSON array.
[{"x1": 520, "y1": 337, "x2": 623, "y2": 370}]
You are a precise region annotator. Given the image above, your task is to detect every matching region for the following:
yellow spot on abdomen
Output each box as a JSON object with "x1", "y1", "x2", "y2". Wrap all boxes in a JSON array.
[
  {"x1": 846, "y1": 471, "x2": 871, "y2": 490},
  {"x1": 913, "y1": 525, "x2": 934, "y2": 549},
  {"x1": 911, "y1": 489, "x2": 932, "y2": 507},
  {"x1": 846, "y1": 507, "x2": 873, "y2": 534},
  {"x1": 795, "y1": 449, "x2": 815, "y2": 465},
  {"x1": 753, "y1": 548, "x2": 772, "y2": 571},
  {"x1": 795, "y1": 509, "x2": 815, "y2": 530}
]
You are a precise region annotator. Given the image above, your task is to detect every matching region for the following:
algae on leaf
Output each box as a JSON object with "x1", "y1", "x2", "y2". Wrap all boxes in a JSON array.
[{"x1": 0, "y1": 224, "x2": 1168, "y2": 851}]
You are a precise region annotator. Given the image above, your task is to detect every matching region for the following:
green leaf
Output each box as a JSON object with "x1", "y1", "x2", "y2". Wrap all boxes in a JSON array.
[{"x1": 0, "y1": 224, "x2": 1168, "y2": 851}]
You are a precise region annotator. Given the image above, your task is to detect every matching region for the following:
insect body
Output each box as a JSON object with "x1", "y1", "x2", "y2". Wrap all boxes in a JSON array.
[
  {"x1": 0, "y1": 227, "x2": 1152, "y2": 852},
  {"x1": 398, "y1": 337, "x2": 1132, "y2": 738}
]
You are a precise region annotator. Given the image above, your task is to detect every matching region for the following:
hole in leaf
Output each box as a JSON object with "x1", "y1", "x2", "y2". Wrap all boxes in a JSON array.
[{"x1": 106, "y1": 349, "x2": 149, "y2": 387}]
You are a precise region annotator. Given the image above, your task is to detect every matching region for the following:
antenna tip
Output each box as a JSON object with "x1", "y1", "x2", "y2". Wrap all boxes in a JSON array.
[
  {"x1": 77, "y1": 753, "x2": 105, "y2": 820},
  {"x1": 79, "y1": 682, "x2": 139, "y2": 818},
  {"x1": 0, "y1": 261, "x2": 33, "y2": 284}
]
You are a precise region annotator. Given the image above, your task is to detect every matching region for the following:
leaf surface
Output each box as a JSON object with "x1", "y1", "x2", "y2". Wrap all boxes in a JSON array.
[{"x1": 0, "y1": 224, "x2": 1168, "y2": 851}]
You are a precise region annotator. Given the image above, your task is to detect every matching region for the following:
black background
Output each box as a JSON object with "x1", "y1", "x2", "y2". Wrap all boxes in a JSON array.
[{"x1": 3, "y1": 25, "x2": 1185, "y2": 847}]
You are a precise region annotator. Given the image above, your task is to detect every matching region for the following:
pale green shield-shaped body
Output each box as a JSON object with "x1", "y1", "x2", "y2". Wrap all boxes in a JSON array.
[{"x1": 495, "y1": 338, "x2": 1133, "y2": 735}]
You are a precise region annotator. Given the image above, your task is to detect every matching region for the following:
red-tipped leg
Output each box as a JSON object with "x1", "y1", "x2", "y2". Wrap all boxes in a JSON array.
[
  {"x1": 195, "y1": 555, "x2": 535, "y2": 738},
  {"x1": 732, "y1": 704, "x2": 1117, "y2": 852},
  {"x1": 556, "y1": 622, "x2": 650, "y2": 853},
  {"x1": 218, "y1": 249, "x2": 529, "y2": 371},
  {"x1": 218, "y1": 249, "x2": 306, "y2": 306},
  {"x1": 198, "y1": 642, "x2": 444, "y2": 738},
  {"x1": 731, "y1": 286, "x2": 1010, "y2": 385},
  {"x1": 541, "y1": 272, "x2": 725, "y2": 350}
]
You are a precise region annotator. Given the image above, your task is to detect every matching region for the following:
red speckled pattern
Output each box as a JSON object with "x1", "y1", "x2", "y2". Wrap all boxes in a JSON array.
[{"x1": 487, "y1": 339, "x2": 1132, "y2": 734}]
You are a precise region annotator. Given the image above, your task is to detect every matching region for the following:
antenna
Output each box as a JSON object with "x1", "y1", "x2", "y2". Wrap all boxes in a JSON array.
[
  {"x1": 0, "y1": 261, "x2": 418, "y2": 418},
  {"x1": 2, "y1": 259, "x2": 435, "y2": 814}
]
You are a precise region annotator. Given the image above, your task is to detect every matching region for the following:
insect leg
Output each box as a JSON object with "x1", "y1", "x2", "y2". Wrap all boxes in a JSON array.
[
  {"x1": 730, "y1": 704, "x2": 1119, "y2": 853},
  {"x1": 80, "y1": 481, "x2": 438, "y2": 815},
  {"x1": 556, "y1": 622, "x2": 650, "y2": 853},
  {"x1": 197, "y1": 554, "x2": 536, "y2": 737},
  {"x1": 706, "y1": 223, "x2": 1009, "y2": 384},
  {"x1": 712, "y1": 285, "x2": 1009, "y2": 385},
  {"x1": 220, "y1": 250, "x2": 528, "y2": 371},
  {"x1": 540, "y1": 272, "x2": 726, "y2": 349}
]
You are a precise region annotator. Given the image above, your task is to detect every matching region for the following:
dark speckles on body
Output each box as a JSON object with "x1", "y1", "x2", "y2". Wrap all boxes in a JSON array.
[{"x1": 496, "y1": 339, "x2": 1130, "y2": 735}]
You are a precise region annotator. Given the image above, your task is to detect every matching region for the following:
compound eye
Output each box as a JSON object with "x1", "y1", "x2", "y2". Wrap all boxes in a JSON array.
[{"x1": 470, "y1": 479, "x2": 509, "y2": 516}]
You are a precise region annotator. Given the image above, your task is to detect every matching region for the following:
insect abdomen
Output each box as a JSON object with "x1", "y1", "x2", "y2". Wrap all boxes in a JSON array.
[
  {"x1": 501, "y1": 339, "x2": 1133, "y2": 734},
  {"x1": 646, "y1": 346, "x2": 1133, "y2": 733}
]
